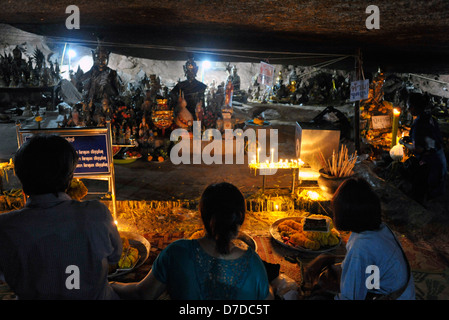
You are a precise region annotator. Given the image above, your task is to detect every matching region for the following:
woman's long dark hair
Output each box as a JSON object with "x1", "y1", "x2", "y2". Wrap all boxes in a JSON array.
[{"x1": 199, "y1": 182, "x2": 246, "y2": 255}]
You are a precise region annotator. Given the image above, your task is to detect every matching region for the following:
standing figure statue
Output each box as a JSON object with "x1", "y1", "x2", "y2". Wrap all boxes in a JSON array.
[
  {"x1": 226, "y1": 64, "x2": 241, "y2": 91},
  {"x1": 80, "y1": 39, "x2": 122, "y2": 122},
  {"x1": 11, "y1": 46, "x2": 29, "y2": 86},
  {"x1": 170, "y1": 55, "x2": 207, "y2": 121},
  {"x1": 226, "y1": 64, "x2": 247, "y2": 102}
]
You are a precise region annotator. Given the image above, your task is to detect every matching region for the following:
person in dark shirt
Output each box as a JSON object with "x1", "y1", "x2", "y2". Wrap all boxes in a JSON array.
[
  {"x1": 400, "y1": 92, "x2": 447, "y2": 202},
  {"x1": 0, "y1": 135, "x2": 122, "y2": 299}
]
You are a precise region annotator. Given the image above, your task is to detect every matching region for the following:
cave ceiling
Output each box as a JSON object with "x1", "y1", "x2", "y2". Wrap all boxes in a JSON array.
[{"x1": 1, "y1": 0, "x2": 449, "y2": 74}]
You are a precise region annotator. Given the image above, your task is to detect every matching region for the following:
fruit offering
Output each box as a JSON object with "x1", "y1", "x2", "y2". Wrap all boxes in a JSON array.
[
  {"x1": 117, "y1": 237, "x2": 139, "y2": 269},
  {"x1": 124, "y1": 150, "x2": 141, "y2": 159},
  {"x1": 253, "y1": 117, "x2": 264, "y2": 125},
  {"x1": 277, "y1": 215, "x2": 340, "y2": 251}
]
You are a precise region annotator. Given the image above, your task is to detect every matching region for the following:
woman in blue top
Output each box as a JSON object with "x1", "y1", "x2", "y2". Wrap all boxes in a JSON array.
[
  {"x1": 112, "y1": 182, "x2": 272, "y2": 300},
  {"x1": 305, "y1": 177, "x2": 415, "y2": 300}
]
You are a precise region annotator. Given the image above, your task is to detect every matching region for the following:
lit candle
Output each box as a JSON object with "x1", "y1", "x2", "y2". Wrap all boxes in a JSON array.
[{"x1": 391, "y1": 108, "x2": 401, "y2": 148}]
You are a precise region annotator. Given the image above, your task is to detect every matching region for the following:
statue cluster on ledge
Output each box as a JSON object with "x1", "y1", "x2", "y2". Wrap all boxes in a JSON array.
[
  {"x1": 0, "y1": 46, "x2": 61, "y2": 88},
  {"x1": 247, "y1": 66, "x2": 351, "y2": 105}
]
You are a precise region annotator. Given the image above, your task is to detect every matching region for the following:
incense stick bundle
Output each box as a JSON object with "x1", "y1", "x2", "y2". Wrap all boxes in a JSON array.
[{"x1": 320, "y1": 145, "x2": 357, "y2": 178}]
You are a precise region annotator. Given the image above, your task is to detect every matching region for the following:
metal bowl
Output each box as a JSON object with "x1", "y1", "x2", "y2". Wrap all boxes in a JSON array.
[{"x1": 108, "y1": 231, "x2": 151, "y2": 279}]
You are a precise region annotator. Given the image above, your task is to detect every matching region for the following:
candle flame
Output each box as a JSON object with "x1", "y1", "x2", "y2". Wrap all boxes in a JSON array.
[
  {"x1": 249, "y1": 158, "x2": 304, "y2": 170},
  {"x1": 393, "y1": 108, "x2": 401, "y2": 116}
]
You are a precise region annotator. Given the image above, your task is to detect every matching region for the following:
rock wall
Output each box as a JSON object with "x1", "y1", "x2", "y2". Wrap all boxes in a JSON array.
[
  {"x1": 408, "y1": 74, "x2": 449, "y2": 99},
  {"x1": 107, "y1": 53, "x2": 267, "y2": 91},
  {"x1": 1, "y1": 23, "x2": 449, "y2": 103}
]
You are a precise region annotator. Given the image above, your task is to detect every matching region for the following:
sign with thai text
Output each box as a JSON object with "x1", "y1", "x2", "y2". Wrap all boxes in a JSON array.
[
  {"x1": 371, "y1": 115, "x2": 392, "y2": 130},
  {"x1": 66, "y1": 134, "x2": 110, "y2": 175},
  {"x1": 20, "y1": 128, "x2": 112, "y2": 177},
  {"x1": 350, "y1": 79, "x2": 370, "y2": 101}
]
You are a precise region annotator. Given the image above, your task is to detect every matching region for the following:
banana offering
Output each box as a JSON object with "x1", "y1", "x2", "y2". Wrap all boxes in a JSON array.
[
  {"x1": 117, "y1": 237, "x2": 139, "y2": 269},
  {"x1": 277, "y1": 214, "x2": 340, "y2": 251},
  {"x1": 66, "y1": 179, "x2": 88, "y2": 201}
]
